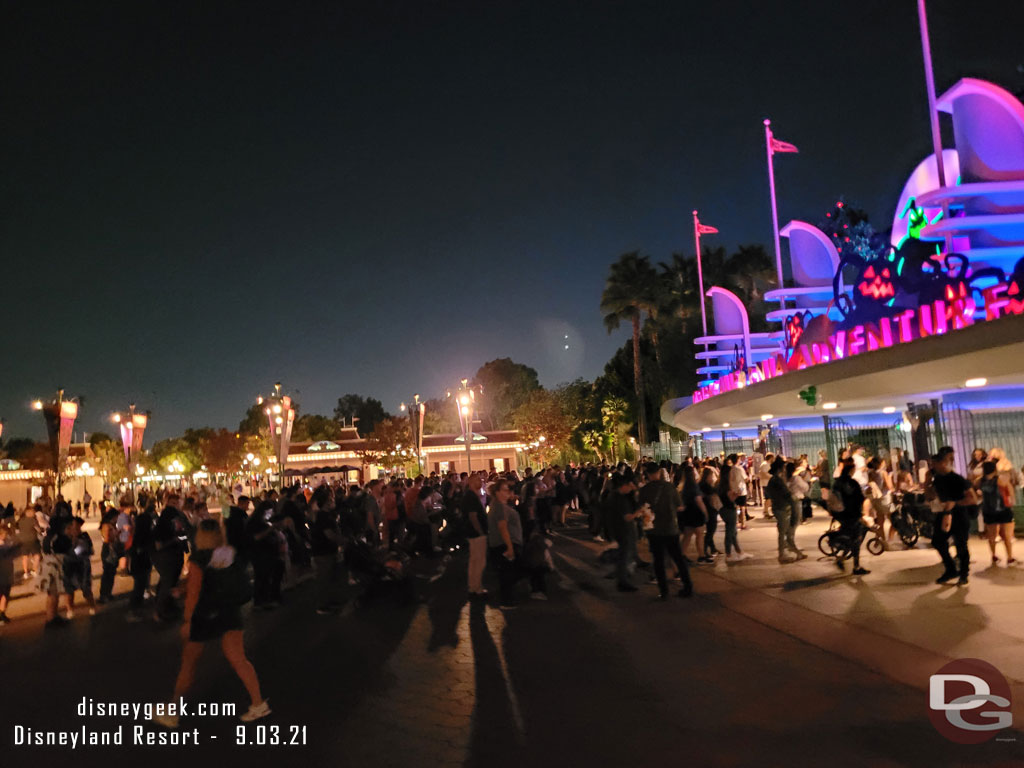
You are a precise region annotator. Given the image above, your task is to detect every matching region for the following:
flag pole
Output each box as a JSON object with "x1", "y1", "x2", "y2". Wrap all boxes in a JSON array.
[
  {"x1": 916, "y1": 0, "x2": 953, "y2": 253},
  {"x1": 764, "y1": 119, "x2": 785, "y2": 296},
  {"x1": 692, "y1": 210, "x2": 709, "y2": 358}
]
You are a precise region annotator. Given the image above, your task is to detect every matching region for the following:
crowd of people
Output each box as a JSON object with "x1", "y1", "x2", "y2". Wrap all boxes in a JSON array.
[{"x1": 0, "y1": 441, "x2": 1019, "y2": 724}]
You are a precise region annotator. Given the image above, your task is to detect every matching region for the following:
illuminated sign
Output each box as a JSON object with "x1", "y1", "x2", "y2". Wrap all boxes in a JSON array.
[{"x1": 692, "y1": 280, "x2": 1024, "y2": 404}]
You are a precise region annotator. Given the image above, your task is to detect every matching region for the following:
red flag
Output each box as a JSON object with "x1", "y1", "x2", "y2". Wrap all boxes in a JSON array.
[
  {"x1": 770, "y1": 137, "x2": 799, "y2": 154},
  {"x1": 697, "y1": 223, "x2": 718, "y2": 235}
]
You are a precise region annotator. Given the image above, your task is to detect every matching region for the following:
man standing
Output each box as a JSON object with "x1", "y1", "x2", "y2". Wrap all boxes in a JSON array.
[
  {"x1": 607, "y1": 474, "x2": 640, "y2": 591},
  {"x1": 461, "y1": 473, "x2": 488, "y2": 597},
  {"x1": 126, "y1": 502, "x2": 154, "y2": 622},
  {"x1": 637, "y1": 462, "x2": 693, "y2": 600},
  {"x1": 932, "y1": 448, "x2": 972, "y2": 586},
  {"x1": 152, "y1": 492, "x2": 187, "y2": 620}
]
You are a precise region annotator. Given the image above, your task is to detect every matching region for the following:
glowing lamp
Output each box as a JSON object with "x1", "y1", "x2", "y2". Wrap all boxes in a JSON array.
[
  {"x1": 32, "y1": 400, "x2": 43, "y2": 411},
  {"x1": 761, "y1": 414, "x2": 773, "y2": 421},
  {"x1": 701, "y1": 427, "x2": 710, "y2": 432},
  {"x1": 965, "y1": 378, "x2": 987, "y2": 388},
  {"x1": 722, "y1": 422, "x2": 730, "y2": 427},
  {"x1": 883, "y1": 407, "x2": 897, "y2": 414},
  {"x1": 822, "y1": 402, "x2": 838, "y2": 410}
]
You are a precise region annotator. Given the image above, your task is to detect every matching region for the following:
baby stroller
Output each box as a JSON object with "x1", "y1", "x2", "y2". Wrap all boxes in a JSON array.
[{"x1": 344, "y1": 536, "x2": 415, "y2": 605}]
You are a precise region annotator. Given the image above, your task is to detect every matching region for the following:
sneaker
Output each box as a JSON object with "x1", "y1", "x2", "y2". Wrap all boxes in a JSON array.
[
  {"x1": 697, "y1": 556, "x2": 714, "y2": 564},
  {"x1": 657, "y1": 592, "x2": 669, "y2": 601},
  {"x1": 935, "y1": 571, "x2": 957, "y2": 584},
  {"x1": 0, "y1": 613, "x2": 10, "y2": 625},
  {"x1": 240, "y1": 700, "x2": 271, "y2": 723},
  {"x1": 778, "y1": 554, "x2": 793, "y2": 564},
  {"x1": 726, "y1": 553, "x2": 741, "y2": 563},
  {"x1": 88, "y1": 607, "x2": 97, "y2": 616},
  {"x1": 991, "y1": 559, "x2": 1001, "y2": 568},
  {"x1": 592, "y1": 535, "x2": 606, "y2": 543},
  {"x1": 616, "y1": 583, "x2": 638, "y2": 592},
  {"x1": 793, "y1": 550, "x2": 808, "y2": 561},
  {"x1": 957, "y1": 576, "x2": 969, "y2": 586},
  {"x1": 852, "y1": 567, "x2": 870, "y2": 575},
  {"x1": 530, "y1": 592, "x2": 548, "y2": 601},
  {"x1": 740, "y1": 552, "x2": 753, "y2": 560},
  {"x1": 153, "y1": 712, "x2": 180, "y2": 729}
]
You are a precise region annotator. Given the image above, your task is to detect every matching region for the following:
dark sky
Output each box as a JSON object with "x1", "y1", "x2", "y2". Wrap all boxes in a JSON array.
[{"x1": 3, "y1": 0, "x2": 1023, "y2": 442}]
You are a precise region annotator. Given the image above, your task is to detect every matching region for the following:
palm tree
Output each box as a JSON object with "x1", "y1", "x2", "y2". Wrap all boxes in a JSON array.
[{"x1": 600, "y1": 251, "x2": 658, "y2": 444}]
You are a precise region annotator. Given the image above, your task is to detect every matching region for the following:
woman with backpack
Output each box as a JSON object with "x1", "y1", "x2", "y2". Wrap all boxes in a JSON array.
[{"x1": 153, "y1": 519, "x2": 269, "y2": 728}]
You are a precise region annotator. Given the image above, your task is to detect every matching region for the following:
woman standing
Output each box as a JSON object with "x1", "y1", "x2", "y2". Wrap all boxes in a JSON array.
[
  {"x1": 979, "y1": 460, "x2": 1016, "y2": 567},
  {"x1": 154, "y1": 519, "x2": 269, "y2": 728},
  {"x1": 16, "y1": 506, "x2": 41, "y2": 580},
  {"x1": 717, "y1": 457, "x2": 749, "y2": 562},
  {"x1": 679, "y1": 465, "x2": 711, "y2": 563},
  {"x1": 699, "y1": 466, "x2": 721, "y2": 558}
]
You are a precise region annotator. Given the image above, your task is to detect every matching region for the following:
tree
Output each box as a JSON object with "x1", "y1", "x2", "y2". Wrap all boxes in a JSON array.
[
  {"x1": 199, "y1": 428, "x2": 244, "y2": 473},
  {"x1": 238, "y1": 403, "x2": 267, "y2": 436},
  {"x1": 150, "y1": 437, "x2": 204, "y2": 474},
  {"x1": 510, "y1": 389, "x2": 574, "y2": 465},
  {"x1": 92, "y1": 437, "x2": 129, "y2": 485},
  {"x1": 421, "y1": 398, "x2": 461, "y2": 435},
  {"x1": 471, "y1": 358, "x2": 542, "y2": 429},
  {"x1": 333, "y1": 394, "x2": 389, "y2": 435},
  {"x1": 358, "y1": 417, "x2": 412, "y2": 467},
  {"x1": 601, "y1": 395, "x2": 632, "y2": 464},
  {"x1": 601, "y1": 252, "x2": 660, "y2": 444},
  {"x1": 292, "y1": 414, "x2": 340, "y2": 442}
]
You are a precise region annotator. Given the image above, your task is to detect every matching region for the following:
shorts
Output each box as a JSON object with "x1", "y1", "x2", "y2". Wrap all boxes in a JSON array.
[
  {"x1": 982, "y1": 510, "x2": 1014, "y2": 525},
  {"x1": 189, "y1": 606, "x2": 243, "y2": 642},
  {"x1": 735, "y1": 495, "x2": 748, "y2": 507}
]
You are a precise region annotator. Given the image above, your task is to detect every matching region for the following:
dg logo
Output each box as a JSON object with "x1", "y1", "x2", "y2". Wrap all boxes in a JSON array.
[{"x1": 929, "y1": 658, "x2": 1013, "y2": 744}]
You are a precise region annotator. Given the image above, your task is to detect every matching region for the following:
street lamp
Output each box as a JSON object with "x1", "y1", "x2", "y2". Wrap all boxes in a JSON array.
[
  {"x1": 447, "y1": 378, "x2": 483, "y2": 473},
  {"x1": 260, "y1": 382, "x2": 295, "y2": 488},
  {"x1": 113, "y1": 404, "x2": 149, "y2": 502},
  {"x1": 33, "y1": 389, "x2": 80, "y2": 497},
  {"x1": 399, "y1": 393, "x2": 426, "y2": 473}
]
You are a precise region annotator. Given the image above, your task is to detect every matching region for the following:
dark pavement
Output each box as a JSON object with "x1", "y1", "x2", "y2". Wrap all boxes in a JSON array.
[{"x1": 1, "y1": 526, "x2": 1020, "y2": 768}]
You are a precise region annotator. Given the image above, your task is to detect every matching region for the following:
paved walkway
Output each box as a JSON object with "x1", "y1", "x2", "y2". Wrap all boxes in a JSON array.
[{"x1": 1, "y1": 512, "x2": 1021, "y2": 767}]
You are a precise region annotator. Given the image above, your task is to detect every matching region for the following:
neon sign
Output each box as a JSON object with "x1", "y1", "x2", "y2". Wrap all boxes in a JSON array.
[{"x1": 691, "y1": 280, "x2": 1024, "y2": 404}]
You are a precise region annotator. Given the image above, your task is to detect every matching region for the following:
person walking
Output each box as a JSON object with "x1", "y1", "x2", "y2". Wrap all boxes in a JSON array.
[
  {"x1": 932, "y1": 449, "x2": 973, "y2": 586},
  {"x1": 153, "y1": 519, "x2": 269, "y2": 728},
  {"x1": 638, "y1": 462, "x2": 693, "y2": 600},
  {"x1": 831, "y1": 458, "x2": 870, "y2": 576},
  {"x1": 127, "y1": 502, "x2": 155, "y2": 622}
]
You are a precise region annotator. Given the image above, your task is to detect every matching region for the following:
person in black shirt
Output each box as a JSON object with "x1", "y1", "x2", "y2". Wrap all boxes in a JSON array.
[
  {"x1": 152, "y1": 493, "x2": 188, "y2": 620},
  {"x1": 931, "y1": 450, "x2": 972, "y2": 585},
  {"x1": 310, "y1": 488, "x2": 343, "y2": 614},
  {"x1": 461, "y1": 474, "x2": 489, "y2": 598},
  {"x1": 127, "y1": 503, "x2": 155, "y2": 622},
  {"x1": 831, "y1": 459, "x2": 870, "y2": 575},
  {"x1": 607, "y1": 474, "x2": 640, "y2": 591}
]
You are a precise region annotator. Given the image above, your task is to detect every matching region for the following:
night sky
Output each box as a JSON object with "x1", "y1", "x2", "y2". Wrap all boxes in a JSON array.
[{"x1": 3, "y1": 1, "x2": 1023, "y2": 442}]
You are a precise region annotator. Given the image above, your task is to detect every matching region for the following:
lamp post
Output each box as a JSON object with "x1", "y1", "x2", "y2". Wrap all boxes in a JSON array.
[
  {"x1": 447, "y1": 378, "x2": 482, "y2": 473},
  {"x1": 34, "y1": 389, "x2": 79, "y2": 498},
  {"x1": 399, "y1": 393, "x2": 426, "y2": 473},
  {"x1": 113, "y1": 404, "x2": 148, "y2": 503},
  {"x1": 260, "y1": 383, "x2": 295, "y2": 488}
]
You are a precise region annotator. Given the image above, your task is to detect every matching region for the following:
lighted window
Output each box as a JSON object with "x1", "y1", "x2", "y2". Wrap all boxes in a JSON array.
[{"x1": 493, "y1": 458, "x2": 506, "y2": 472}]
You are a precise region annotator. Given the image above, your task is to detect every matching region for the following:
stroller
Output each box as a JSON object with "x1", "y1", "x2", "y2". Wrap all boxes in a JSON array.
[{"x1": 344, "y1": 536, "x2": 415, "y2": 605}]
